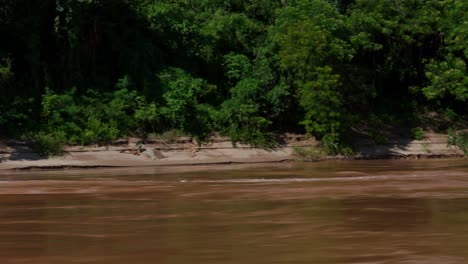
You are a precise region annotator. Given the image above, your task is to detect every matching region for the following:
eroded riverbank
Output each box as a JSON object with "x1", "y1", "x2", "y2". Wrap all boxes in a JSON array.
[{"x1": 0, "y1": 132, "x2": 464, "y2": 171}]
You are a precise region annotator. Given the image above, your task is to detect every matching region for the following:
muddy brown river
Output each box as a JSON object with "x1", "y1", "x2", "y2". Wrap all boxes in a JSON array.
[{"x1": 1, "y1": 159, "x2": 468, "y2": 264}]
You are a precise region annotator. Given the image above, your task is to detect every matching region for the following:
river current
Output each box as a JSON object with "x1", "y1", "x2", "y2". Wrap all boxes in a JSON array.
[{"x1": 1, "y1": 159, "x2": 467, "y2": 264}]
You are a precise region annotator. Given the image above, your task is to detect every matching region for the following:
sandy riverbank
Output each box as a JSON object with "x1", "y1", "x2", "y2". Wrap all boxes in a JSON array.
[{"x1": 0, "y1": 133, "x2": 464, "y2": 171}]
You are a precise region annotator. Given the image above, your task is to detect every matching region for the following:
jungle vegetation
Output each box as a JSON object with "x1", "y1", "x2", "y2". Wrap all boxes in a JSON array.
[{"x1": 0, "y1": 0, "x2": 466, "y2": 154}]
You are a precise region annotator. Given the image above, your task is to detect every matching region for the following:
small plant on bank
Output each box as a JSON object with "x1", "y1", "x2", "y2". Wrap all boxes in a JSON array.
[
  {"x1": 444, "y1": 108, "x2": 458, "y2": 121},
  {"x1": 320, "y1": 133, "x2": 355, "y2": 157},
  {"x1": 447, "y1": 128, "x2": 468, "y2": 156},
  {"x1": 411, "y1": 127, "x2": 426, "y2": 140},
  {"x1": 293, "y1": 146, "x2": 325, "y2": 161},
  {"x1": 32, "y1": 132, "x2": 64, "y2": 157}
]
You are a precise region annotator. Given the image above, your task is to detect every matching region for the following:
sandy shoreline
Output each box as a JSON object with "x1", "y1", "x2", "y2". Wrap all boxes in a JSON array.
[{"x1": 0, "y1": 133, "x2": 464, "y2": 172}]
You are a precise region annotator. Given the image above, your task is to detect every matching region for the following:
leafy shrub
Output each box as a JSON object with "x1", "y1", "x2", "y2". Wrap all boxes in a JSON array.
[
  {"x1": 134, "y1": 102, "x2": 158, "y2": 131},
  {"x1": 447, "y1": 128, "x2": 468, "y2": 156},
  {"x1": 79, "y1": 117, "x2": 120, "y2": 145},
  {"x1": 0, "y1": 97, "x2": 36, "y2": 134},
  {"x1": 158, "y1": 68, "x2": 215, "y2": 140},
  {"x1": 422, "y1": 56, "x2": 468, "y2": 101},
  {"x1": 320, "y1": 133, "x2": 354, "y2": 156},
  {"x1": 447, "y1": 128, "x2": 457, "y2": 146},
  {"x1": 216, "y1": 78, "x2": 275, "y2": 148},
  {"x1": 298, "y1": 67, "x2": 345, "y2": 139},
  {"x1": 411, "y1": 127, "x2": 425, "y2": 140},
  {"x1": 39, "y1": 86, "x2": 159, "y2": 146},
  {"x1": 32, "y1": 132, "x2": 64, "y2": 157},
  {"x1": 293, "y1": 146, "x2": 324, "y2": 161},
  {"x1": 444, "y1": 108, "x2": 459, "y2": 121}
]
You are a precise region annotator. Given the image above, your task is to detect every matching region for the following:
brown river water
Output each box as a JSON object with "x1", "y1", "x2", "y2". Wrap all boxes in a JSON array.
[{"x1": 1, "y1": 159, "x2": 468, "y2": 264}]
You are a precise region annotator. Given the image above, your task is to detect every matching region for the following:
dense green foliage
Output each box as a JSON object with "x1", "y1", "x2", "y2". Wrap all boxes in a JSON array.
[{"x1": 0, "y1": 0, "x2": 466, "y2": 149}]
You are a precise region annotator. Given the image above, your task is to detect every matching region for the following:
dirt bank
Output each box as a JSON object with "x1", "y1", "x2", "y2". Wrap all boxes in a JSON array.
[{"x1": 0, "y1": 133, "x2": 464, "y2": 171}]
